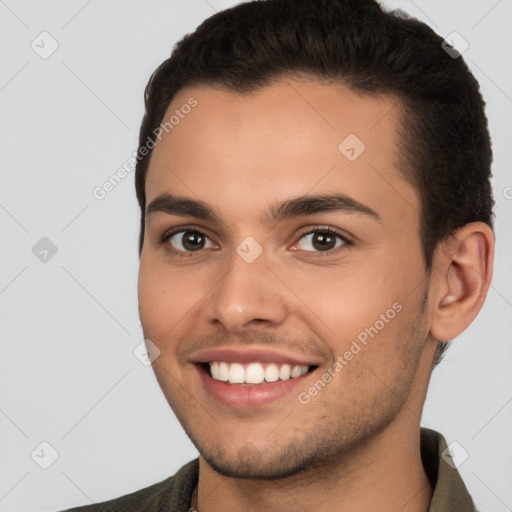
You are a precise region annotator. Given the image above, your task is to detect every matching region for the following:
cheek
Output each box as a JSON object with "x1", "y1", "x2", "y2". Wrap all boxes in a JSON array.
[
  {"x1": 137, "y1": 257, "x2": 181, "y2": 336},
  {"x1": 137, "y1": 255, "x2": 216, "y2": 342},
  {"x1": 286, "y1": 254, "x2": 423, "y2": 368},
  {"x1": 290, "y1": 264, "x2": 399, "y2": 337},
  {"x1": 137, "y1": 259, "x2": 200, "y2": 384}
]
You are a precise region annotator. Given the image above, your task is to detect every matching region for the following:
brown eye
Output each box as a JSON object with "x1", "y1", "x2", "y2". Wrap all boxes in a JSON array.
[
  {"x1": 295, "y1": 230, "x2": 348, "y2": 253},
  {"x1": 167, "y1": 230, "x2": 215, "y2": 253}
]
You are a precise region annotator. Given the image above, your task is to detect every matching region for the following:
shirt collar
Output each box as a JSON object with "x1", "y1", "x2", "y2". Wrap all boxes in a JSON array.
[{"x1": 421, "y1": 427, "x2": 477, "y2": 511}]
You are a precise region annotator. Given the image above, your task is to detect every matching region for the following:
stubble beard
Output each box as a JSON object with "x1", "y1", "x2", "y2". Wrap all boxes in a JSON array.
[{"x1": 153, "y1": 292, "x2": 431, "y2": 481}]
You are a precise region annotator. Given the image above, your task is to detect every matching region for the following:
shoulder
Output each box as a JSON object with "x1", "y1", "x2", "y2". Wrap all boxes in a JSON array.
[{"x1": 59, "y1": 459, "x2": 199, "y2": 512}]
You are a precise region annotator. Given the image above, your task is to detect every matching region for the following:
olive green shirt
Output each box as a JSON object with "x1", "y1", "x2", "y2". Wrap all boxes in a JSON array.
[{"x1": 61, "y1": 428, "x2": 477, "y2": 511}]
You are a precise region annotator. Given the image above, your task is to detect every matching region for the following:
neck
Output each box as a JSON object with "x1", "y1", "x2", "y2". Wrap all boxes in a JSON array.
[{"x1": 192, "y1": 419, "x2": 432, "y2": 512}]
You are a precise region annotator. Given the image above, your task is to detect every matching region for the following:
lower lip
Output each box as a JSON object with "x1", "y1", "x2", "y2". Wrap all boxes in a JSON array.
[{"x1": 196, "y1": 365, "x2": 314, "y2": 408}]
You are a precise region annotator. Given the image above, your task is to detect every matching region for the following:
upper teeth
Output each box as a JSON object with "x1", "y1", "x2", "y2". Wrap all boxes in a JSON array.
[{"x1": 209, "y1": 362, "x2": 309, "y2": 384}]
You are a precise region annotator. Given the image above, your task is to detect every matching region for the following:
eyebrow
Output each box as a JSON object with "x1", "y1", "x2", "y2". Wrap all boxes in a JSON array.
[{"x1": 145, "y1": 193, "x2": 381, "y2": 225}]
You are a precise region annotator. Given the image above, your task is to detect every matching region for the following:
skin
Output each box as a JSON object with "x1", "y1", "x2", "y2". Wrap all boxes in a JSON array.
[{"x1": 137, "y1": 79, "x2": 494, "y2": 512}]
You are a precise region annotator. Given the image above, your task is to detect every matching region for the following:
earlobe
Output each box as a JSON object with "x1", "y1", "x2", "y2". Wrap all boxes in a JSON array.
[{"x1": 430, "y1": 222, "x2": 494, "y2": 342}]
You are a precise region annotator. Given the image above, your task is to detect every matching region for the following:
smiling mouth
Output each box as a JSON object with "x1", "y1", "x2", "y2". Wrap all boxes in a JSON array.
[{"x1": 200, "y1": 361, "x2": 318, "y2": 385}]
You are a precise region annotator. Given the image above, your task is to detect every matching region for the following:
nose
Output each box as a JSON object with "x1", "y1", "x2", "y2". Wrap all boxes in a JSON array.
[{"x1": 207, "y1": 246, "x2": 288, "y2": 331}]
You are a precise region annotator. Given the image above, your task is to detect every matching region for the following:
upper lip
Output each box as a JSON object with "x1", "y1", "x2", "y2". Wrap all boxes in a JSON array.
[{"x1": 189, "y1": 346, "x2": 323, "y2": 367}]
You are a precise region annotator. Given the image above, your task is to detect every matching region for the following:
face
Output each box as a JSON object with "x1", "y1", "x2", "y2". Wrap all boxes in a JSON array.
[{"x1": 138, "y1": 79, "x2": 434, "y2": 479}]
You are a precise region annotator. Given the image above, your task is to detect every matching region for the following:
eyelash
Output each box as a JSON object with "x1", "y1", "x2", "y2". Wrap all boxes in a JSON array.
[{"x1": 161, "y1": 224, "x2": 352, "y2": 259}]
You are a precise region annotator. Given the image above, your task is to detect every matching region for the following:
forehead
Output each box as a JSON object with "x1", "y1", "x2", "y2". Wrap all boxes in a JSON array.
[{"x1": 145, "y1": 79, "x2": 419, "y2": 227}]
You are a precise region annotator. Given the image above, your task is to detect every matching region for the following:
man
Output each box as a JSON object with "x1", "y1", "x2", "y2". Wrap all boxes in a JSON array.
[{"x1": 64, "y1": 0, "x2": 495, "y2": 510}]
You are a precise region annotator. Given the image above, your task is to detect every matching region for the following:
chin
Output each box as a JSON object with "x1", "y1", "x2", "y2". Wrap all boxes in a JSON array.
[{"x1": 200, "y1": 442, "x2": 314, "y2": 480}]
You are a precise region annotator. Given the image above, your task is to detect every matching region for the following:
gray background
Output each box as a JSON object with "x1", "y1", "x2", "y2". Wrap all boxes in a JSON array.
[{"x1": 0, "y1": 0, "x2": 511, "y2": 511}]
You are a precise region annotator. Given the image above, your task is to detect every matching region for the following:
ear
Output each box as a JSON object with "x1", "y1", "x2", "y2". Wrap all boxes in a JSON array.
[{"x1": 429, "y1": 222, "x2": 494, "y2": 342}]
